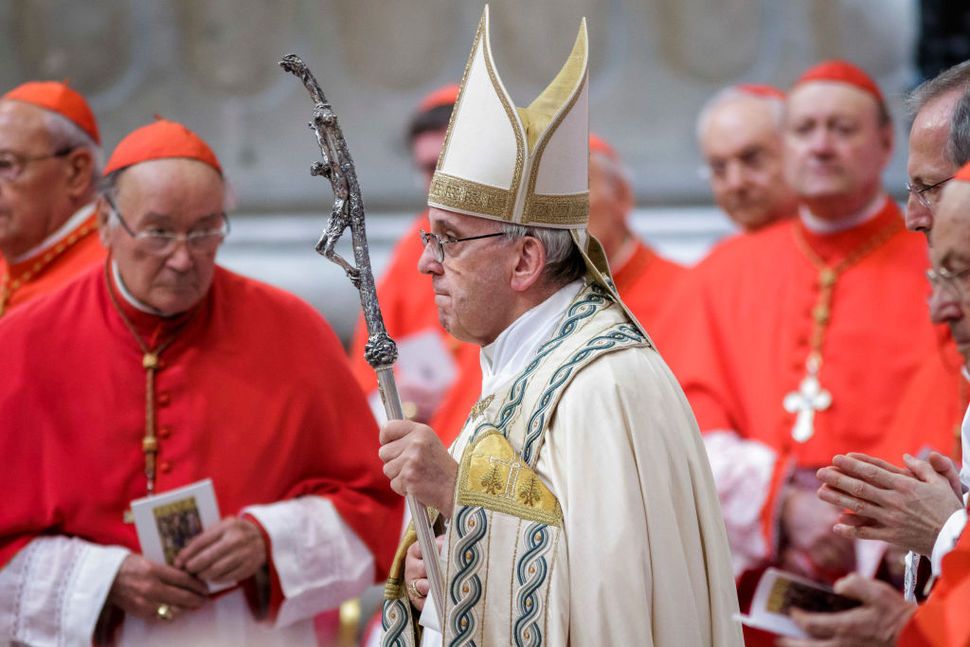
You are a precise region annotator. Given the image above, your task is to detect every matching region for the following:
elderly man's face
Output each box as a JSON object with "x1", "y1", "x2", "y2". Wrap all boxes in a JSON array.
[
  {"x1": 102, "y1": 159, "x2": 225, "y2": 315},
  {"x1": 906, "y1": 91, "x2": 961, "y2": 236},
  {"x1": 417, "y1": 207, "x2": 516, "y2": 345},
  {"x1": 700, "y1": 96, "x2": 796, "y2": 231},
  {"x1": 928, "y1": 182, "x2": 970, "y2": 364},
  {"x1": 784, "y1": 82, "x2": 892, "y2": 216},
  {"x1": 0, "y1": 101, "x2": 76, "y2": 258}
]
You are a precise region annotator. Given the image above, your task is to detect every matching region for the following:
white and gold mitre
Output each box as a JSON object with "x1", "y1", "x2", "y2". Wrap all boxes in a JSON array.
[{"x1": 428, "y1": 5, "x2": 589, "y2": 228}]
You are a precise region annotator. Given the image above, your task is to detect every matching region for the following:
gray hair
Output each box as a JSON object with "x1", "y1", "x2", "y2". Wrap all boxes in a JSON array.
[
  {"x1": 949, "y1": 89, "x2": 970, "y2": 166},
  {"x1": 906, "y1": 60, "x2": 970, "y2": 167},
  {"x1": 500, "y1": 223, "x2": 586, "y2": 287},
  {"x1": 695, "y1": 86, "x2": 785, "y2": 142},
  {"x1": 41, "y1": 109, "x2": 102, "y2": 191},
  {"x1": 905, "y1": 60, "x2": 970, "y2": 121}
]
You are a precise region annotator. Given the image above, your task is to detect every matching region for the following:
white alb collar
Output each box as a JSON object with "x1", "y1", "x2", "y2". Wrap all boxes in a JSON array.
[
  {"x1": 799, "y1": 193, "x2": 887, "y2": 234},
  {"x1": 479, "y1": 280, "x2": 584, "y2": 396},
  {"x1": 111, "y1": 260, "x2": 169, "y2": 317}
]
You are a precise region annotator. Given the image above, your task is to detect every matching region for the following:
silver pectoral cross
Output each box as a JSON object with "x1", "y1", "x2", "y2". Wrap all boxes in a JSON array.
[{"x1": 783, "y1": 358, "x2": 832, "y2": 443}]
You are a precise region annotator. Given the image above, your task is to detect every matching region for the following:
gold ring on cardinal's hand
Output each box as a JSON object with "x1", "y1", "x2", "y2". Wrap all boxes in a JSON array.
[{"x1": 156, "y1": 603, "x2": 175, "y2": 621}]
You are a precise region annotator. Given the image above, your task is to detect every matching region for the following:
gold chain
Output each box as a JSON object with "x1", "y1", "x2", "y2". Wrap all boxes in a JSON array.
[
  {"x1": 0, "y1": 219, "x2": 96, "y2": 317},
  {"x1": 792, "y1": 216, "x2": 904, "y2": 361}
]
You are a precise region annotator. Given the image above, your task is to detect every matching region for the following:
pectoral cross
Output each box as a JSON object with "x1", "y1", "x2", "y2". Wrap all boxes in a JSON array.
[{"x1": 784, "y1": 357, "x2": 832, "y2": 443}]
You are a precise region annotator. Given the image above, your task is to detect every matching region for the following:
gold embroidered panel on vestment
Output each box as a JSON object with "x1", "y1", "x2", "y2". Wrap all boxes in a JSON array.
[{"x1": 456, "y1": 431, "x2": 562, "y2": 526}]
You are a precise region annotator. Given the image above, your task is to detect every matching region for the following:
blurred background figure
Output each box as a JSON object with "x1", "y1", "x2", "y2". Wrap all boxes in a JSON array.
[
  {"x1": 696, "y1": 84, "x2": 798, "y2": 232},
  {"x1": 347, "y1": 84, "x2": 468, "y2": 428},
  {"x1": 0, "y1": 80, "x2": 104, "y2": 316}
]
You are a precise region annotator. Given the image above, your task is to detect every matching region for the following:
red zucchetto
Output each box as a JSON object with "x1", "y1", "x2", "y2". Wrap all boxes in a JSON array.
[
  {"x1": 736, "y1": 83, "x2": 785, "y2": 100},
  {"x1": 794, "y1": 59, "x2": 884, "y2": 104},
  {"x1": 2, "y1": 80, "x2": 100, "y2": 145},
  {"x1": 589, "y1": 133, "x2": 618, "y2": 161},
  {"x1": 417, "y1": 84, "x2": 460, "y2": 112},
  {"x1": 103, "y1": 118, "x2": 222, "y2": 176}
]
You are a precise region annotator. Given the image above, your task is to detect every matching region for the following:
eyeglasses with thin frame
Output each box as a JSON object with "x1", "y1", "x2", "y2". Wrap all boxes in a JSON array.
[
  {"x1": 105, "y1": 196, "x2": 230, "y2": 257},
  {"x1": 0, "y1": 146, "x2": 75, "y2": 182},
  {"x1": 418, "y1": 228, "x2": 506, "y2": 263},
  {"x1": 926, "y1": 265, "x2": 970, "y2": 297},
  {"x1": 905, "y1": 176, "x2": 954, "y2": 210}
]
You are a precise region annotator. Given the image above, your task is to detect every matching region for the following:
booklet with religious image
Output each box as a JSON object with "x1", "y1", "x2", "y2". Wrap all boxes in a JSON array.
[
  {"x1": 734, "y1": 568, "x2": 862, "y2": 638},
  {"x1": 131, "y1": 478, "x2": 232, "y2": 593}
]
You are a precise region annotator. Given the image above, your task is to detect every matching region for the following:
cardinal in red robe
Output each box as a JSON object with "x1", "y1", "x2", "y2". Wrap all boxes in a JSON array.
[
  {"x1": 0, "y1": 80, "x2": 105, "y2": 316},
  {"x1": 0, "y1": 118, "x2": 401, "y2": 646},
  {"x1": 659, "y1": 62, "x2": 949, "y2": 625}
]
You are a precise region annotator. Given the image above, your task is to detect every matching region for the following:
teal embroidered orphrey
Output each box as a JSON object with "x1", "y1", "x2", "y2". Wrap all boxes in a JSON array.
[
  {"x1": 521, "y1": 322, "x2": 644, "y2": 464},
  {"x1": 471, "y1": 285, "x2": 610, "y2": 444},
  {"x1": 513, "y1": 522, "x2": 553, "y2": 647},
  {"x1": 448, "y1": 506, "x2": 487, "y2": 646}
]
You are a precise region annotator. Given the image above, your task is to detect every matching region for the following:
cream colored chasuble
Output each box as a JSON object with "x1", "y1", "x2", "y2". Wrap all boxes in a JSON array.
[{"x1": 382, "y1": 283, "x2": 742, "y2": 647}]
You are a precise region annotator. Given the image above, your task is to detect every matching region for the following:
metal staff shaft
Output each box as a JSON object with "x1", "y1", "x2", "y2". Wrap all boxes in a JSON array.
[{"x1": 279, "y1": 54, "x2": 446, "y2": 626}]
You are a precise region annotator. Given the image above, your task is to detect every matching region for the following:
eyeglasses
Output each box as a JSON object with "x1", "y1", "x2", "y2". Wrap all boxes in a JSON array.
[
  {"x1": 418, "y1": 228, "x2": 505, "y2": 263},
  {"x1": 0, "y1": 146, "x2": 75, "y2": 181},
  {"x1": 906, "y1": 176, "x2": 954, "y2": 210},
  {"x1": 106, "y1": 196, "x2": 230, "y2": 257},
  {"x1": 926, "y1": 265, "x2": 970, "y2": 296}
]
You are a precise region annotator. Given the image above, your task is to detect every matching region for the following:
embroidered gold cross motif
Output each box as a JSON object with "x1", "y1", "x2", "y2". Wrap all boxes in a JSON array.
[{"x1": 469, "y1": 394, "x2": 494, "y2": 418}]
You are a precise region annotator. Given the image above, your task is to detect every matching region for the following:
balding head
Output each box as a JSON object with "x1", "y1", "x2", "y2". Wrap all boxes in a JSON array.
[{"x1": 697, "y1": 87, "x2": 797, "y2": 231}]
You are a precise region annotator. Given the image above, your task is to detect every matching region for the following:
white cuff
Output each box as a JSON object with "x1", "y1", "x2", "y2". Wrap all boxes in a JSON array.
[
  {"x1": 0, "y1": 536, "x2": 129, "y2": 646},
  {"x1": 243, "y1": 496, "x2": 375, "y2": 628},
  {"x1": 931, "y1": 507, "x2": 968, "y2": 576},
  {"x1": 703, "y1": 430, "x2": 777, "y2": 576}
]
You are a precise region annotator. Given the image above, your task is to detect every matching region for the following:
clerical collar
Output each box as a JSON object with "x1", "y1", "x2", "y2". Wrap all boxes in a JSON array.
[
  {"x1": 480, "y1": 279, "x2": 584, "y2": 395},
  {"x1": 799, "y1": 193, "x2": 887, "y2": 234},
  {"x1": 9, "y1": 202, "x2": 96, "y2": 264},
  {"x1": 111, "y1": 260, "x2": 173, "y2": 317}
]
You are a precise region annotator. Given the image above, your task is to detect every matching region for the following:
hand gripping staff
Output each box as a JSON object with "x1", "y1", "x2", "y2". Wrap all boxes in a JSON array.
[{"x1": 279, "y1": 54, "x2": 446, "y2": 626}]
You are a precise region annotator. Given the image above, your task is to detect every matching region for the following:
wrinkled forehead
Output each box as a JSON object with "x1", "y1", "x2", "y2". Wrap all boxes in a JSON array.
[
  {"x1": 0, "y1": 100, "x2": 50, "y2": 147},
  {"x1": 427, "y1": 206, "x2": 497, "y2": 233},
  {"x1": 113, "y1": 158, "x2": 225, "y2": 216},
  {"x1": 785, "y1": 81, "x2": 882, "y2": 122}
]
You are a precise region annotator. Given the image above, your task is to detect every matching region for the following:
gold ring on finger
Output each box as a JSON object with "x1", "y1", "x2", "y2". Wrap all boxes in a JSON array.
[
  {"x1": 157, "y1": 603, "x2": 175, "y2": 621},
  {"x1": 407, "y1": 579, "x2": 426, "y2": 599}
]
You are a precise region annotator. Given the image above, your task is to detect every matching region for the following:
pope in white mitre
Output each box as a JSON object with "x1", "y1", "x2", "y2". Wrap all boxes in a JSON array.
[{"x1": 376, "y1": 7, "x2": 742, "y2": 646}]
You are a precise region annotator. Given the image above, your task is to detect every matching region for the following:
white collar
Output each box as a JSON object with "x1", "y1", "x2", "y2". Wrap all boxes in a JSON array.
[
  {"x1": 479, "y1": 280, "x2": 584, "y2": 395},
  {"x1": 111, "y1": 260, "x2": 170, "y2": 317},
  {"x1": 798, "y1": 193, "x2": 887, "y2": 234},
  {"x1": 10, "y1": 202, "x2": 96, "y2": 264}
]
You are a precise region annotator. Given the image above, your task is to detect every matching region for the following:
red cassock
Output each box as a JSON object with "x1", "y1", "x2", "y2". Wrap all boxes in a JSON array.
[
  {"x1": 0, "y1": 213, "x2": 104, "y2": 315},
  {"x1": 898, "y1": 511, "x2": 970, "y2": 647},
  {"x1": 659, "y1": 199, "x2": 949, "y2": 559},
  {"x1": 0, "y1": 263, "x2": 402, "y2": 607}
]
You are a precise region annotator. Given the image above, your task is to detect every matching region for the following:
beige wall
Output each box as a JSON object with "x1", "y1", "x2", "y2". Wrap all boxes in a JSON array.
[{"x1": 1, "y1": 0, "x2": 918, "y2": 210}]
